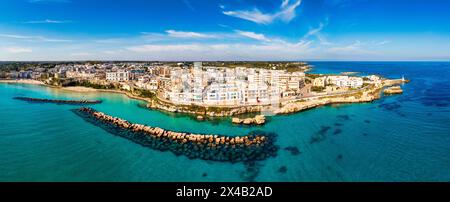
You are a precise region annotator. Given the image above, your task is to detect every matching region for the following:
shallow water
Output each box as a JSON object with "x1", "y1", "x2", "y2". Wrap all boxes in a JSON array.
[{"x1": 1, "y1": 62, "x2": 449, "y2": 182}]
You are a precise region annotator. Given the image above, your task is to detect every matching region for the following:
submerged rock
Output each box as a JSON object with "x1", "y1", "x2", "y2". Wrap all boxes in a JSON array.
[
  {"x1": 284, "y1": 146, "x2": 301, "y2": 156},
  {"x1": 333, "y1": 129, "x2": 342, "y2": 135},
  {"x1": 337, "y1": 115, "x2": 350, "y2": 121},
  {"x1": 379, "y1": 102, "x2": 402, "y2": 111},
  {"x1": 310, "y1": 126, "x2": 331, "y2": 144},
  {"x1": 240, "y1": 161, "x2": 263, "y2": 182},
  {"x1": 278, "y1": 166, "x2": 288, "y2": 173}
]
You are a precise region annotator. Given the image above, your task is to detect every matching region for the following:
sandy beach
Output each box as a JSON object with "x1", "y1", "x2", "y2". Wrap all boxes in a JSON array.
[
  {"x1": 60, "y1": 86, "x2": 154, "y2": 103},
  {"x1": 0, "y1": 79, "x2": 45, "y2": 85},
  {"x1": 61, "y1": 86, "x2": 100, "y2": 92},
  {"x1": 0, "y1": 79, "x2": 153, "y2": 104}
]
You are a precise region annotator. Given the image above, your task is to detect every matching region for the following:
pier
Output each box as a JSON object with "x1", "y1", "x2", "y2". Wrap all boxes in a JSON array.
[
  {"x1": 14, "y1": 97, "x2": 102, "y2": 105},
  {"x1": 73, "y1": 107, "x2": 278, "y2": 162}
]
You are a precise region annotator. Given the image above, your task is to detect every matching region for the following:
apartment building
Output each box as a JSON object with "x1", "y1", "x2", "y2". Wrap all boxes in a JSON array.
[
  {"x1": 106, "y1": 70, "x2": 129, "y2": 82},
  {"x1": 314, "y1": 76, "x2": 363, "y2": 88}
]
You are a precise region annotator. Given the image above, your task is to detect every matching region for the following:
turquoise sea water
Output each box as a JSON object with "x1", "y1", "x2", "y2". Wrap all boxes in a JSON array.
[{"x1": 1, "y1": 62, "x2": 450, "y2": 182}]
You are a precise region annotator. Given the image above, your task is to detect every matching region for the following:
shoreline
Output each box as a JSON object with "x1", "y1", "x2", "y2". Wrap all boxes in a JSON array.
[
  {"x1": 1, "y1": 78, "x2": 408, "y2": 117},
  {"x1": 0, "y1": 79, "x2": 46, "y2": 85},
  {"x1": 274, "y1": 79, "x2": 408, "y2": 115},
  {"x1": 0, "y1": 79, "x2": 154, "y2": 103},
  {"x1": 59, "y1": 86, "x2": 154, "y2": 103}
]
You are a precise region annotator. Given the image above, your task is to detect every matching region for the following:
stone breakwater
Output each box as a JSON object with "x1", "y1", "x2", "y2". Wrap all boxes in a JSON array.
[
  {"x1": 14, "y1": 97, "x2": 102, "y2": 105},
  {"x1": 74, "y1": 107, "x2": 278, "y2": 162}
]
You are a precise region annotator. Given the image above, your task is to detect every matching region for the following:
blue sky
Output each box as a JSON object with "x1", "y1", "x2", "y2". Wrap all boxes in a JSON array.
[{"x1": 0, "y1": 0, "x2": 449, "y2": 61}]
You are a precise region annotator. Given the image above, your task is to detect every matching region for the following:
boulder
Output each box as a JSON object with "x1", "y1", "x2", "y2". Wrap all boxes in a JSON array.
[
  {"x1": 232, "y1": 115, "x2": 266, "y2": 125},
  {"x1": 243, "y1": 118, "x2": 254, "y2": 125},
  {"x1": 384, "y1": 86, "x2": 403, "y2": 95},
  {"x1": 254, "y1": 115, "x2": 266, "y2": 125},
  {"x1": 232, "y1": 118, "x2": 243, "y2": 124}
]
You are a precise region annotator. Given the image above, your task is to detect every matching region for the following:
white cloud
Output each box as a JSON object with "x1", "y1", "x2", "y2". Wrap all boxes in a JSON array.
[
  {"x1": 235, "y1": 30, "x2": 271, "y2": 42},
  {"x1": 303, "y1": 19, "x2": 332, "y2": 45},
  {"x1": 281, "y1": 0, "x2": 290, "y2": 8},
  {"x1": 378, "y1": 40, "x2": 391, "y2": 45},
  {"x1": 23, "y1": 19, "x2": 71, "y2": 24},
  {"x1": 223, "y1": 0, "x2": 302, "y2": 24},
  {"x1": 0, "y1": 33, "x2": 72, "y2": 42},
  {"x1": 126, "y1": 36, "x2": 315, "y2": 61},
  {"x1": 275, "y1": 0, "x2": 302, "y2": 23},
  {"x1": 303, "y1": 23, "x2": 326, "y2": 39},
  {"x1": 316, "y1": 35, "x2": 333, "y2": 46},
  {"x1": 127, "y1": 44, "x2": 205, "y2": 52},
  {"x1": 122, "y1": 27, "x2": 319, "y2": 60},
  {"x1": 166, "y1": 30, "x2": 217, "y2": 39},
  {"x1": 1, "y1": 47, "x2": 33, "y2": 54},
  {"x1": 93, "y1": 38, "x2": 124, "y2": 44},
  {"x1": 223, "y1": 9, "x2": 274, "y2": 25},
  {"x1": 103, "y1": 50, "x2": 118, "y2": 54},
  {"x1": 182, "y1": 0, "x2": 195, "y2": 11},
  {"x1": 0, "y1": 34, "x2": 32, "y2": 39},
  {"x1": 325, "y1": 40, "x2": 376, "y2": 56},
  {"x1": 70, "y1": 52, "x2": 91, "y2": 56},
  {"x1": 328, "y1": 40, "x2": 362, "y2": 52}
]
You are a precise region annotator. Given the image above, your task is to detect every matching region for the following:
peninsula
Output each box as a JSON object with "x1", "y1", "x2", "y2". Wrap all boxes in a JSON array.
[{"x1": 1, "y1": 61, "x2": 408, "y2": 118}]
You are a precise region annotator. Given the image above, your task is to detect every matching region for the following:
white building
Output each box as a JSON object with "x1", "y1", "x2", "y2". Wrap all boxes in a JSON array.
[
  {"x1": 136, "y1": 75, "x2": 159, "y2": 91},
  {"x1": 314, "y1": 76, "x2": 363, "y2": 88},
  {"x1": 106, "y1": 70, "x2": 129, "y2": 82},
  {"x1": 164, "y1": 63, "x2": 308, "y2": 106},
  {"x1": 204, "y1": 82, "x2": 242, "y2": 105},
  {"x1": 326, "y1": 76, "x2": 363, "y2": 88}
]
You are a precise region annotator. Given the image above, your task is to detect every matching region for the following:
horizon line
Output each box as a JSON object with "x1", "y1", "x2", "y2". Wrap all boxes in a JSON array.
[{"x1": 1, "y1": 60, "x2": 450, "y2": 63}]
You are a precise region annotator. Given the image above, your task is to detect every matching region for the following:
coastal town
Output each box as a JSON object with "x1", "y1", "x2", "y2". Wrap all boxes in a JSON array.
[{"x1": 0, "y1": 61, "x2": 407, "y2": 124}]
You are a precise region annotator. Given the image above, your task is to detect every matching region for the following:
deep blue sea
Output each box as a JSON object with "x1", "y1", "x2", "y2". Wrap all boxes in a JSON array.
[{"x1": 1, "y1": 62, "x2": 449, "y2": 182}]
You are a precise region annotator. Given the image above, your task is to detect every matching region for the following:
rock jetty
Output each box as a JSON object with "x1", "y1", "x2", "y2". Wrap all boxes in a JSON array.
[
  {"x1": 74, "y1": 107, "x2": 278, "y2": 162},
  {"x1": 14, "y1": 97, "x2": 102, "y2": 105},
  {"x1": 384, "y1": 86, "x2": 403, "y2": 95},
  {"x1": 232, "y1": 115, "x2": 266, "y2": 125}
]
